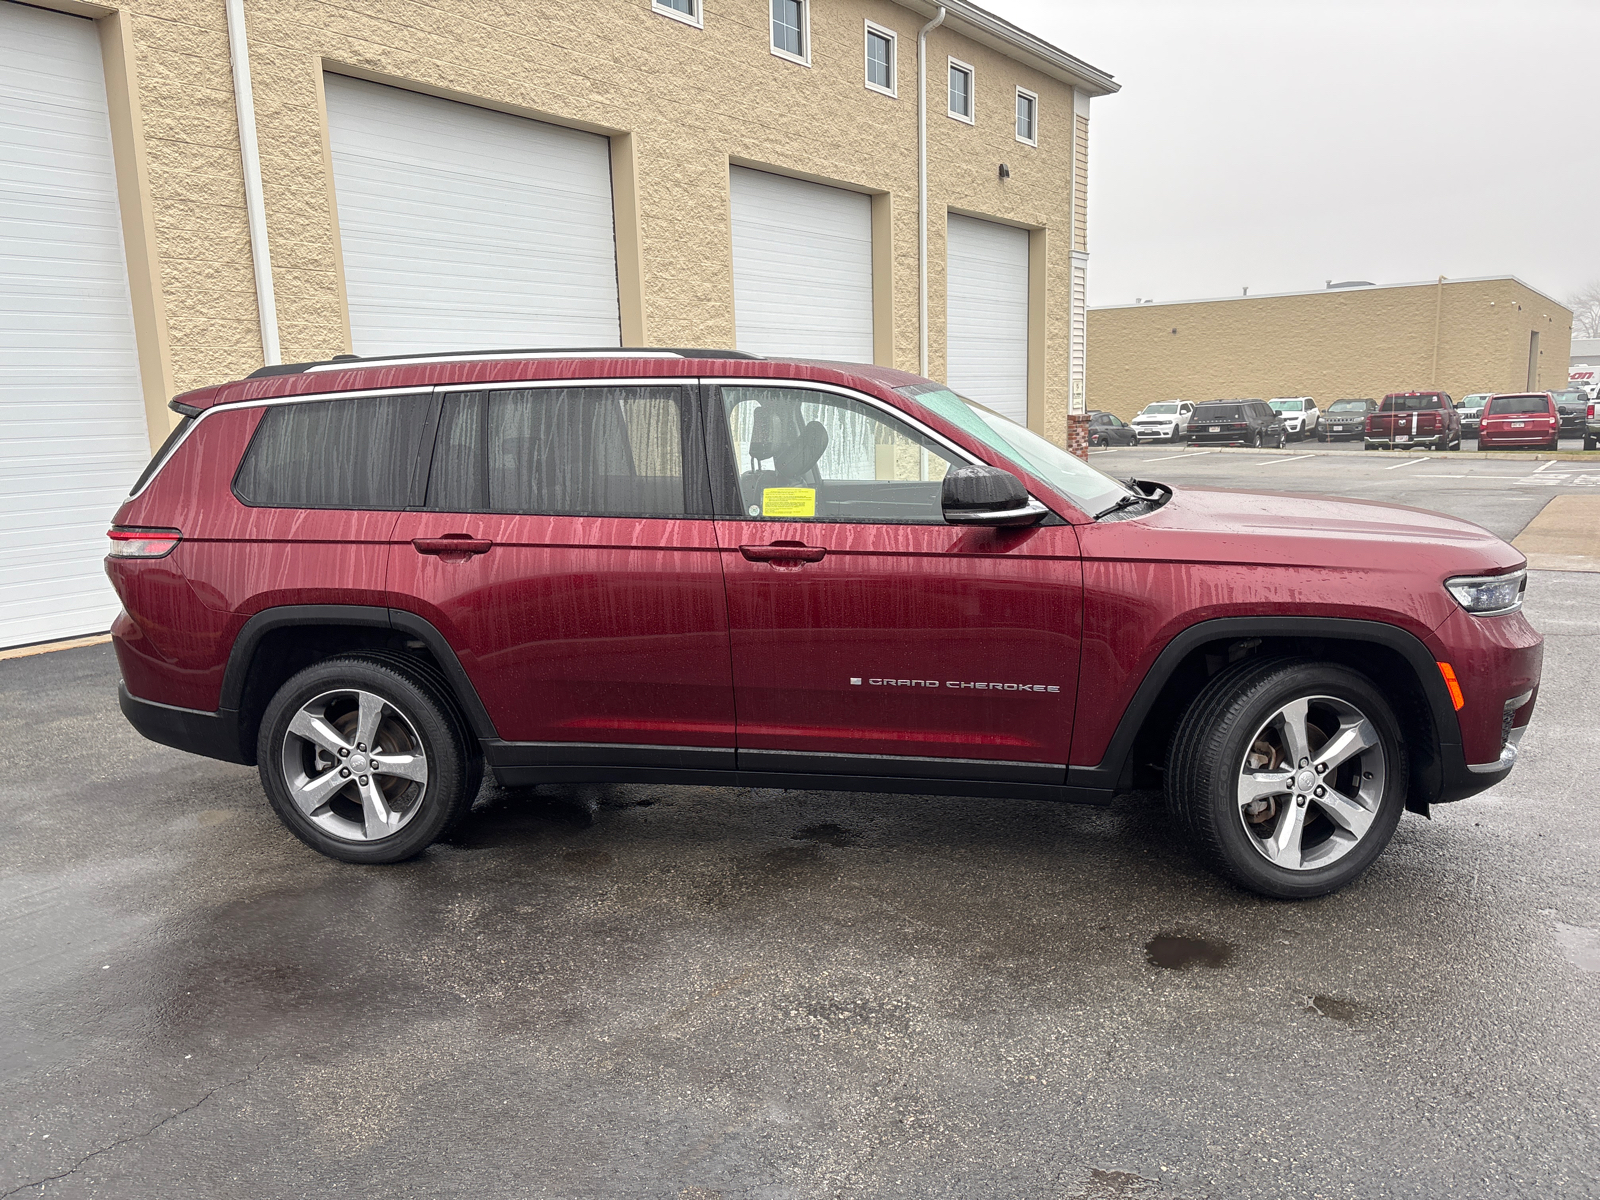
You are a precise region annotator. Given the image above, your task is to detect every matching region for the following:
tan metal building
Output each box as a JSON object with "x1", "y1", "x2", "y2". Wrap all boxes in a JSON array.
[
  {"x1": 1087, "y1": 277, "x2": 1575, "y2": 421},
  {"x1": 0, "y1": 0, "x2": 1115, "y2": 647}
]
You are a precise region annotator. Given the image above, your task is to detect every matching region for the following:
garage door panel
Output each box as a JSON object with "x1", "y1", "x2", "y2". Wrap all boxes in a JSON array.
[
  {"x1": 1, "y1": 1, "x2": 150, "y2": 648},
  {"x1": 946, "y1": 214, "x2": 1030, "y2": 424},
  {"x1": 730, "y1": 167, "x2": 874, "y2": 362},
  {"x1": 325, "y1": 75, "x2": 621, "y2": 356}
]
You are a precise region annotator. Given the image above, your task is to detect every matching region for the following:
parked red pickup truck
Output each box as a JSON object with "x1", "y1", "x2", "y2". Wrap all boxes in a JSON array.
[{"x1": 1365, "y1": 392, "x2": 1462, "y2": 451}]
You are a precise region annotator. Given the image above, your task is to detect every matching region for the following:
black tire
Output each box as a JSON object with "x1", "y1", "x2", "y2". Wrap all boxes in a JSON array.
[
  {"x1": 1165, "y1": 658, "x2": 1409, "y2": 899},
  {"x1": 1252, "y1": 430, "x2": 1264, "y2": 448},
  {"x1": 1363, "y1": 441, "x2": 1377, "y2": 451},
  {"x1": 258, "y1": 654, "x2": 477, "y2": 864},
  {"x1": 1586, "y1": 435, "x2": 1597, "y2": 452}
]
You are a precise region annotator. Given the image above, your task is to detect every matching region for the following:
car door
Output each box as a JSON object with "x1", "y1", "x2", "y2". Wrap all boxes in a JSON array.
[
  {"x1": 707, "y1": 381, "x2": 1082, "y2": 782},
  {"x1": 387, "y1": 381, "x2": 736, "y2": 765}
]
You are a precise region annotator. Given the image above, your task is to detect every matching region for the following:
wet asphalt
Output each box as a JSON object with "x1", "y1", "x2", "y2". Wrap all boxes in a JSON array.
[{"x1": 3, "y1": 465, "x2": 1598, "y2": 1199}]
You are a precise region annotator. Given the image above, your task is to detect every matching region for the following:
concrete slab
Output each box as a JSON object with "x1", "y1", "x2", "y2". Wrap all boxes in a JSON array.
[{"x1": 1513, "y1": 494, "x2": 1600, "y2": 572}]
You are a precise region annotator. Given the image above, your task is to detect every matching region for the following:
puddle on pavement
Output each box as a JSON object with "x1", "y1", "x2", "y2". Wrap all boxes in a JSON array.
[
  {"x1": 1144, "y1": 933, "x2": 1233, "y2": 970},
  {"x1": 1305, "y1": 994, "x2": 1361, "y2": 1022},
  {"x1": 1554, "y1": 923, "x2": 1600, "y2": 972},
  {"x1": 793, "y1": 822, "x2": 859, "y2": 847}
]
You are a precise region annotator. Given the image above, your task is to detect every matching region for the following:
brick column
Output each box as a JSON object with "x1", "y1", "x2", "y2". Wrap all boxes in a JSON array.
[{"x1": 1066, "y1": 413, "x2": 1089, "y2": 460}]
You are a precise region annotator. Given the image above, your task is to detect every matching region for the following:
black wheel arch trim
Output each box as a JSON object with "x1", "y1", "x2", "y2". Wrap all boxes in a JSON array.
[
  {"x1": 218, "y1": 604, "x2": 499, "y2": 744},
  {"x1": 1066, "y1": 616, "x2": 1468, "y2": 807}
]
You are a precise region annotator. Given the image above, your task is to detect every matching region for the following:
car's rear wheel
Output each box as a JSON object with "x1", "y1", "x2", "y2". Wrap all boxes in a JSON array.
[
  {"x1": 1166, "y1": 658, "x2": 1408, "y2": 899},
  {"x1": 1586, "y1": 434, "x2": 1597, "y2": 451},
  {"x1": 258, "y1": 655, "x2": 477, "y2": 863}
]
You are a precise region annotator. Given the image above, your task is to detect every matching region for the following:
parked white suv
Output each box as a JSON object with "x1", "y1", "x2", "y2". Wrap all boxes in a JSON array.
[
  {"x1": 1131, "y1": 400, "x2": 1195, "y2": 442},
  {"x1": 1268, "y1": 397, "x2": 1320, "y2": 440}
]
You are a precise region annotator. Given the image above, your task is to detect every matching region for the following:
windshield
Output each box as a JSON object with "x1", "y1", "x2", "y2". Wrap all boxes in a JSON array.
[
  {"x1": 1268, "y1": 399, "x2": 1304, "y2": 412},
  {"x1": 1487, "y1": 395, "x2": 1551, "y2": 415},
  {"x1": 1141, "y1": 403, "x2": 1179, "y2": 415},
  {"x1": 1458, "y1": 395, "x2": 1489, "y2": 409},
  {"x1": 1553, "y1": 391, "x2": 1584, "y2": 404},
  {"x1": 897, "y1": 385, "x2": 1132, "y2": 516},
  {"x1": 1327, "y1": 400, "x2": 1368, "y2": 413}
]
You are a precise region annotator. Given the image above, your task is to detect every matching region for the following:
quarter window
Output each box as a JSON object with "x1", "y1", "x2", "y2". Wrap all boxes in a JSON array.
[
  {"x1": 948, "y1": 58, "x2": 974, "y2": 122},
  {"x1": 652, "y1": 0, "x2": 701, "y2": 28},
  {"x1": 234, "y1": 393, "x2": 432, "y2": 509},
  {"x1": 865, "y1": 22, "x2": 896, "y2": 95},
  {"x1": 771, "y1": 0, "x2": 807, "y2": 63},
  {"x1": 426, "y1": 387, "x2": 689, "y2": 517},
  {"x1": 720, "y1": 386, "x2": 957, "y2": 524},
  {"x1": 1015, "y1": 87, "x2": 1038, "y2": 144}
]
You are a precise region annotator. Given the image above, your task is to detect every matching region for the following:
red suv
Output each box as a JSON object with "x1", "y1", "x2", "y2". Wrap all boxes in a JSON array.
[
  {"x1": 108, "y1": 350, "x2": 1542, "y2": 898},
  {"x1": 1364, "y1": 391, "x2": 1462, "y2": 451},
  {"x1": 1477, "y1": 393, "x2": 1561, "y2": 450}
]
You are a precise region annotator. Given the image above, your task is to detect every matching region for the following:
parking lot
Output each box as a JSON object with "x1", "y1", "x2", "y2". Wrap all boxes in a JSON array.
[{"x1": 3, "y1": 463, "x2": 1598, "y2": 1199}]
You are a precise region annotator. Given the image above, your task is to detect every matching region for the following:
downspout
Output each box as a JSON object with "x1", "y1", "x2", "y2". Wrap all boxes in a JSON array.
[
  {"x1": 225, "y1": 0, "x2": 280, "y2": 366},
  {"x1": 917, "y1": 5, "x2": 946, "y2": 378},
  {"x1": 1430, "y1": 274, "x2": 1445, "y2": 386}
]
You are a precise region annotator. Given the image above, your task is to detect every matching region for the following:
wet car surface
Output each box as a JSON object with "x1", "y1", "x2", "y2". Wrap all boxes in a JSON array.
[{"x1": 3, "y1": 464, "x2": 1598, "y2": 1198}]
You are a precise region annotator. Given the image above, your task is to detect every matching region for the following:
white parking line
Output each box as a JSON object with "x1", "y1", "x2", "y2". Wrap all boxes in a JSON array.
[
  {"x1": 1384, "y1": 457, "x2": 1428, "y2": 470},
  {"x1": 1251, "y1": 455, "x2": 1303, "y2": 467},
  {"x1": 1535, "y1": 459, "x2": 1562, "y2": 473},
  {"x1": 1142, "y1": 450, "x2": 1212, "y2": 462}
]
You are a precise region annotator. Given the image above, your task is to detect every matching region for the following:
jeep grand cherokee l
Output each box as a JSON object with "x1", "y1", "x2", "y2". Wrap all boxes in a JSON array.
[{"x1": 108, "y1": 350, "x2": 1542, "y2": 899}]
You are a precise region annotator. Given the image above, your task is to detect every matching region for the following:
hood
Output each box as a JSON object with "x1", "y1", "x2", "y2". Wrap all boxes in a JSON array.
[
  {"x1": 1081, "y1": 485, "x2": 1523, "y2": 575},
  {"x1": 1132, "y1": 413, "x2": 1177, "y2": 423}
]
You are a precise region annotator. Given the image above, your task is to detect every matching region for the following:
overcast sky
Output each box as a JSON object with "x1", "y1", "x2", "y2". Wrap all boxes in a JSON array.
[{"x1": 981, "y1": 0, "x2": 1596, "y2": 310}]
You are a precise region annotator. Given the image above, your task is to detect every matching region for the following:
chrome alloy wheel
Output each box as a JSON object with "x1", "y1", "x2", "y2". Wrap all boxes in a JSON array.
[
  {"x1": 279, "y1": 688, "x2": 429, "y2": 842},
  {"x1": 1235, "y1": 695, "x2": 1386, "y2": 871}
]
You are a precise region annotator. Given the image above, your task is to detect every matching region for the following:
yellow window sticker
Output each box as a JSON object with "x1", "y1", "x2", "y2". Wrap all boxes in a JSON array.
[{"x1": 762, "y1": 487, "x2": 816, "y2": 518}]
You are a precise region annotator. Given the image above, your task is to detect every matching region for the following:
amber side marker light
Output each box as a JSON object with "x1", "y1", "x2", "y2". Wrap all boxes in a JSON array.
[{"x1": 1437, "y1": 662, "x2": 1465, "y2": 711}]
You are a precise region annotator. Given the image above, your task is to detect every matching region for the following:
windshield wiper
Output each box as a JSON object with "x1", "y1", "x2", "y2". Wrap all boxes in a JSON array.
[{"x1": 1095, "y1": 493, "x2": 1149, "y2": 520}]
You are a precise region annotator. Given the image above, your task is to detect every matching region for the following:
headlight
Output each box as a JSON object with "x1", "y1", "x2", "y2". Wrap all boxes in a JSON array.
[{"x1": 1445, "y1": 570, "x2": 1526, "y2": 616}]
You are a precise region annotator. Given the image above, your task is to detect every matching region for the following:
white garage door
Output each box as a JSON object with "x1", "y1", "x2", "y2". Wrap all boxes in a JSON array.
[
  {"x1": 324, "y1": 75, "x2": 621, "y2": 355},
  {"x1": 730, "y1": 167, "x2": 873, "y2": 362},
  {"x1": 946, "y1": 214, "x2": 1030, "y2": 424},
  {"x1": 0, "y1": 3, "x2": 149, "y2": 649}
]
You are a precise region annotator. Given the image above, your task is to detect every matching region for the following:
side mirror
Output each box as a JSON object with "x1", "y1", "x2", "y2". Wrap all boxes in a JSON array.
[{"x1": 941, "y1": 465, "x2": 1048, "y2": 527}]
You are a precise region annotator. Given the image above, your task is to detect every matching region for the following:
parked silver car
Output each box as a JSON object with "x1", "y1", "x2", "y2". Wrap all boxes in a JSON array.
[{"x1": 1456, "y1": 394, "x2": 1492, "y2": 435}]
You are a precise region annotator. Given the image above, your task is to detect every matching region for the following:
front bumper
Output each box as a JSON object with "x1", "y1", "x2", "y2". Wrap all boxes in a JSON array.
[{"x1": 1133, "y1": 425, "x2": 1181, "y2": 441}]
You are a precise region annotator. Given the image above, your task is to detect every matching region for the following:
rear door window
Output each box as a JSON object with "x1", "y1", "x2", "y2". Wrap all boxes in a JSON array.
[
  {"x1": 425, "y1": 385, "x2": 700, "y2": 517},
  {"x1": 233, "y1": 392, "x2": 432, "y2": 509}
]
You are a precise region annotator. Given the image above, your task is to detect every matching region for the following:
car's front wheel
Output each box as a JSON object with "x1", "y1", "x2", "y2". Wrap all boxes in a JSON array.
[
  {"x1": 1166, "y1": 658, "x2": 1408, "y2": 898},
  {"x1": 257, "y1": 655, "x2": 478, "y2": 863}
]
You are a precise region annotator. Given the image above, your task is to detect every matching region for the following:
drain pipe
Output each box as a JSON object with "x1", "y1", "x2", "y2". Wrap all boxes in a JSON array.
[
  {"x1": 917, "y1": 5, "x2": 946, "y2": 377},
  {"x1": 225, "y1": 0, "x2": 280, "y2": 366}
]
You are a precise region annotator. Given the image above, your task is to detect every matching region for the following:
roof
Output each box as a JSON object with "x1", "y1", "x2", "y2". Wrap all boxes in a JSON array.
[
  {"x1": 1093, "y1": 275, "x2": 1573, "y2": 314},
  {"x1": 897, "y1": 1, "x2": 1118, "y2": 96},
  {"x1": 172, "y1": 350, "x2": 932, "y2": 411}
]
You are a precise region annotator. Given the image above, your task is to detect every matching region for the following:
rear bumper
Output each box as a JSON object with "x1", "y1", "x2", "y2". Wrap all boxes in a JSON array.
[
  {"x1": 119, "y1": 684, "x2": 248, "y2": 765},
  {"x1": 1478, "y1": 433, "x2": 1555, "y2": 447}
]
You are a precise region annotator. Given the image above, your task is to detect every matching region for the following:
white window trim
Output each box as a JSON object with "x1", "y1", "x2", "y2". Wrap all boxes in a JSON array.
[
  {"x1": 770, "y1": 0, "x2": 811, "y2": 67},
  {"x1": 652, "y1": 0, "x2": 702, "y2": 29},
  {"x1": 1015, "y1": 86, "x2": 1039, "y2": 146},
  {"x1": 947, "y1": 56, "x2": 975, "y2": 124},
  {"x1": 864, "y1": 20, "x2": 897, "y2": 97}
]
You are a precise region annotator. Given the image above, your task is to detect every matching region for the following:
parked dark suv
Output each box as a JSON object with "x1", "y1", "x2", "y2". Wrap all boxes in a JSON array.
[
  {"x1": 1186, "y1": 400, "x2": 1287, "y2": 448},
  {"x1": 109, "y1": 349, "x2": 1541, "y2": 898}
]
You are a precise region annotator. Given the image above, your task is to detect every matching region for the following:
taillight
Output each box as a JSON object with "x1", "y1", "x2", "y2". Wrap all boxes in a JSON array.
[
  {"x1": 1590, "y1": 403, "x2": 1596, "y2": 418},
  {"x1": 107, "y1": 527, "x2": 182, "y2": 558}
]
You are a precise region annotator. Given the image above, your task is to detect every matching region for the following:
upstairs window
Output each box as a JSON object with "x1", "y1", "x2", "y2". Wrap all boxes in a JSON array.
[
  {"x1": 865, "y1": 22, "x2": 896, "y2": 96},
  {"x1": 652, "y1": 0, "x2": 701, "y2": 28},
  {"x1": 771, "y1": 0, "x2": 808, "y2": 64},
  {"x1": 1015, "y1": 87, "x2": 1038, "y2": 144},
  {"x1": 948, "y1": 58, "x2": 974, "y2": 123}
]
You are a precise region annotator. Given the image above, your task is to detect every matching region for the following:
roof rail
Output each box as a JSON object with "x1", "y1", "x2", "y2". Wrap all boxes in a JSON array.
[{"x1": 246, "y1": 347, "x2": 762, "y2": 378}]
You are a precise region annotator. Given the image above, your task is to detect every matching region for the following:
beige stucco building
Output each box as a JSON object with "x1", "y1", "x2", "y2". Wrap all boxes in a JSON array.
[
  {"x1": 1087, "y1": 277, "x2": 1575, "y2": 420},
  {"x1": 0, "y1": 0, "x2": 1116, "y2": 647}
]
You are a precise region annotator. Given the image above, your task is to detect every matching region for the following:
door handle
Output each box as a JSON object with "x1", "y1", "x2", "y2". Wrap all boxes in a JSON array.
[
  {"x1": 739, "y1": 541, "x2": 826, "y2": 564},
  {"x1": 413, "y1": 536, "x2": 492, "y2": 557}
]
